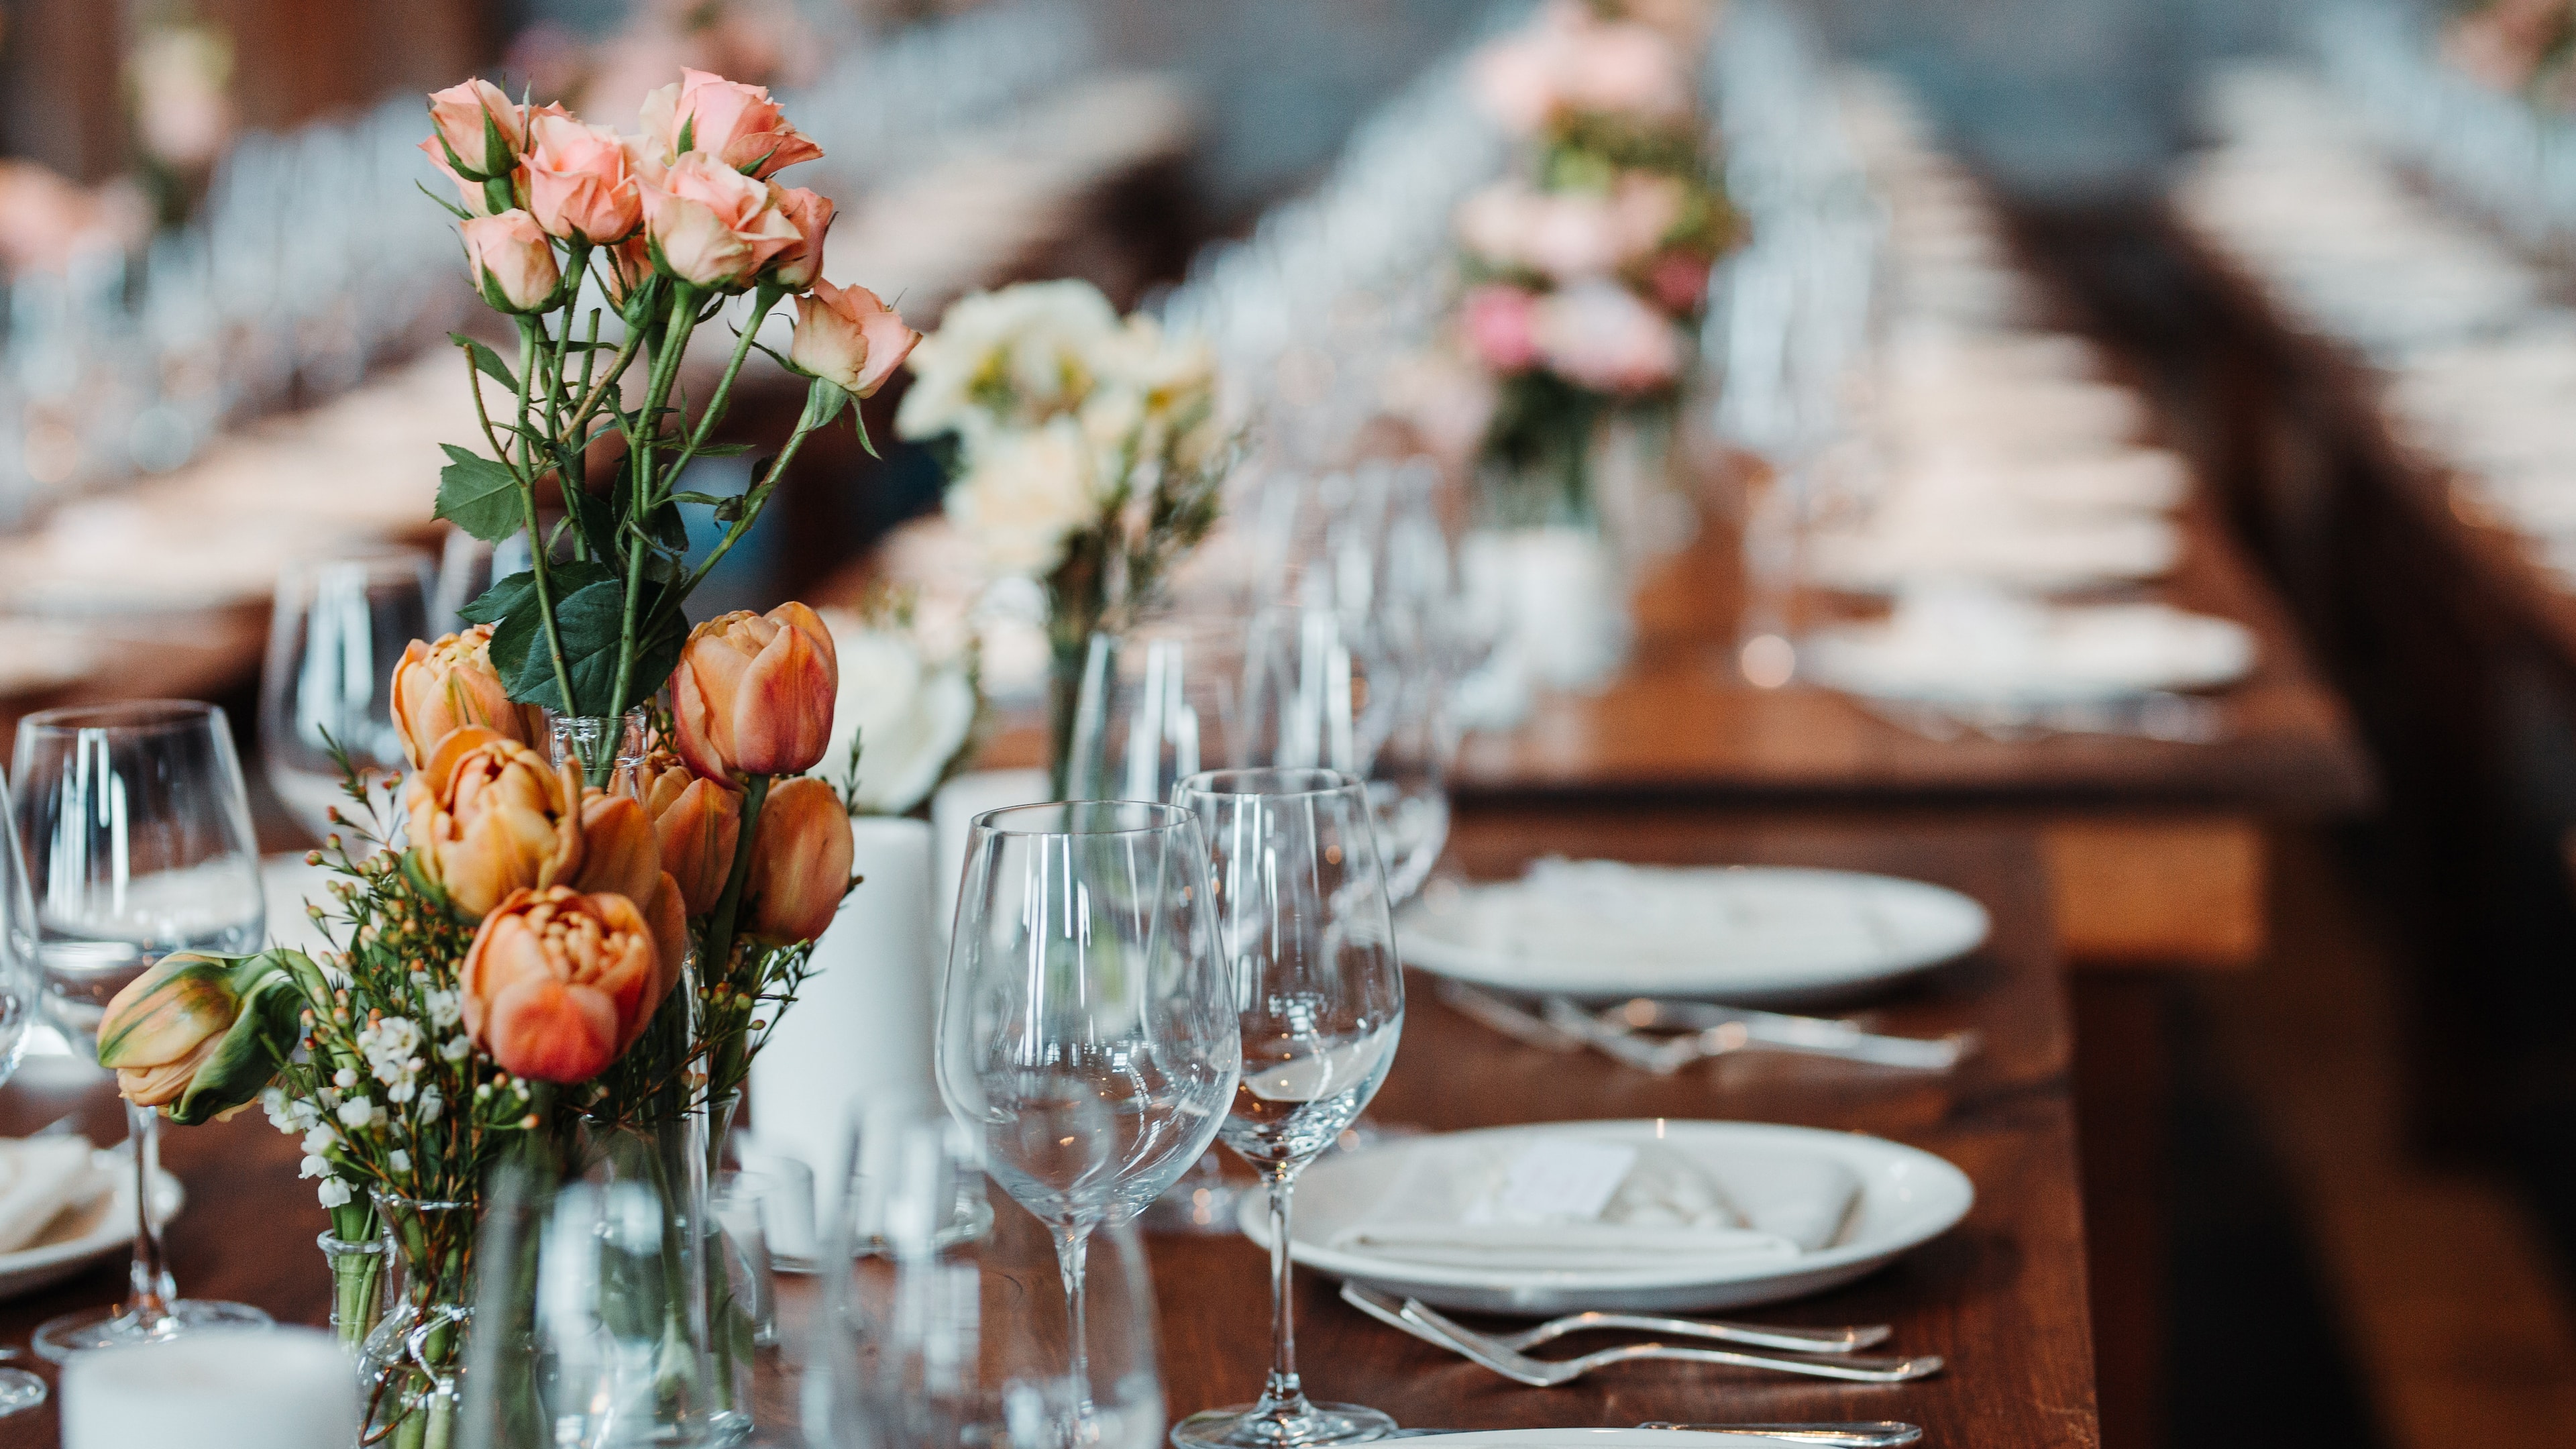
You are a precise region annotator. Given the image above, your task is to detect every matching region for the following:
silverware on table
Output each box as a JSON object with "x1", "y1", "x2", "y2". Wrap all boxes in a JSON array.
[
  {"x1": 1855, "y1": 691, "x2": 2226, "y2": 745},
  {"x1": 1434, "y1": 981, "x2": 1586, "y2": 1054},
  {"x1": 1481, "y1": 1306, "x2": 1891, "y2": 1355},
  {"x1": 1535, "y1": 996, "x2": 1974, "y2": 1077},
  {"x1": 1341, "y1": 1284, "x2": 1945, "y2": 1386}
]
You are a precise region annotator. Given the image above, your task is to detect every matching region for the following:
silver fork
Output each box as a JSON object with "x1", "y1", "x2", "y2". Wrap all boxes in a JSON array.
[
  {"x1": 1341, "y1": 1284, "x2": 1945, "y2": 1386},
  {"x1": 1483, "y1": 1307, "x2": 1890, "y2": 1355}
]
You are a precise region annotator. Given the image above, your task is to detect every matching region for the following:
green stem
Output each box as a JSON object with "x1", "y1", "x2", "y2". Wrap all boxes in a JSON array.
[
  {"x1": 606, "y1": 284, "x2": 702, "y2": 747},
  {"x1": 499, "y1": 319, "x2": 581, "y2": 724},
  {"x1": 696, "y1": 773, "x2": 771, "y2": 1107},
  {"x1": 655, "y1": 388, "x2": 833, "y2": 633}
]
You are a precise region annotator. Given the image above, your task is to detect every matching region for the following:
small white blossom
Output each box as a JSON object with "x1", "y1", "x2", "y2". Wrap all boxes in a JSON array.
[
  {"x1": 299, "y1": 1154, "x2": 331, "y2": 1180},
  {"x1": 386, "y1": 1079, "x2": 417, "y2": 1105},
  {"x1": 333, "y1": 1067, "x2": 358, "y2": 1089},
  {"x1": 336, "y1": 1097, "x2": 376, "y2": 1130},
  {"x1": 441, "y1": 1034, "x2": 472, "y2": 1062},
  {"x1": 317, "y1": 1178, "x2": 352, "y2": 1209},
  {"x1": 360, "y1": 1017, "x2": 423, "y2": 1086},
  {"x1": 301, "y1": 1124, "x2": 337, "y2": 1157},
  {"x1": 387, "y1": 1150, "x2": 411, "y2": 1173},
  {"x1": 417, "y1": 1087, "x2": 443, "y2": 1125},
  {"x1": 425, "y1": 989, "x2": 464, "y2": 1030}
]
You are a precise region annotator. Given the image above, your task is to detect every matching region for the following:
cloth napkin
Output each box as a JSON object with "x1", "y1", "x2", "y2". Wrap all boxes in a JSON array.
[
  {"x1": 1328, "y1": 1136, "x2": 1860, "y2": 1273},
  {"x1": 0, "y1": 1138, "x2": 110, "y2": 1254}
]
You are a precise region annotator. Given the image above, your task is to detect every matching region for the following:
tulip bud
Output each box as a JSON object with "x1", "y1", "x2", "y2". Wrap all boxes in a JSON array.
[
  {"x1": 98, "y1": 951, "x2": 303, "y2": 1124},
  {"x1": 671, "y1": 602, "x2": 839, "y2": 781},
  {"x1": 462, "y1": 209, "x2": 564, "y2": 314},
  {"x1": 790, "y1": 278, "x2": 919, "y2": 399},
  {"x1": 392, "y1": 625, "x2": 543, "y2": 769},
  {"x1": 405, "y1": 727, "x2": 587, "y2": 919},
  {"x1": 746, "y1": 776, "x2": 854, "y2": 944},
  {"x1": 462, "y1": 886, "x2": 674, "y2": 1083},
  {"x1": 622, "y1": 752, "x2": 741, "y2": 916}
]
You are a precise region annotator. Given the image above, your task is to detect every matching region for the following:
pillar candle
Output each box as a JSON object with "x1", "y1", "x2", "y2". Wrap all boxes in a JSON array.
[{"x1": 62, "y1": 1328, "x2": 356, "y2": 1449}]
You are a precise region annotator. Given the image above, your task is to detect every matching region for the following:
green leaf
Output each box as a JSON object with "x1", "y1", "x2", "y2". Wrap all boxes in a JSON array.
[
  {"x1": 561, "y1": 468, "x2": 620, "y2": 565},
  {"x1": 449, "y1": 333, "x2": 519, "y2": 392},
  {"x1": 416, "y1": 180, "x2": 469, "y2": 219},
  {"x1": 484, "y1": 559, "x2": 615, "y2": 700},
  {"x1": 457, "y1": 570, "x2": 538, "y2": 626},
  {"x1": 688, "y1": 441, "x2": 755, "y2": 458},
  {"x1": 646, "y1": 500, "x2": 690, "y2": 551},
  {"x1": 434, "y1": 443, "x2": 525, "y2": 543},
  {"x1": 498, "y1": 574, "x2": 630, "y2": 715},
  {"x1": 624, "y1": 604, "x2": 692, "y2": 714}
]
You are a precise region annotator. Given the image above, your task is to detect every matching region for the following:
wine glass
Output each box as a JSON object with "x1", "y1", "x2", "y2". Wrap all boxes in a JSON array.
[
  {"x1": 803, "y1": 1103, "x2": 1167, "y2": 1449},
  {"x1": 936, "y1": 801, "x2": 1238, "y2": 1415},
  {"x1": 0, "y1": 773, "x2": 46, "y2": 1414},
  {"x1": 259, "y1": 549, "x2": 434, "y2": 845},
  {"x1": 9, "y1": 701, "x2": 274, "y2": 1360},
  {"x1": 1169, "y1": 768, "x2": 1404, "y2": 1449}
]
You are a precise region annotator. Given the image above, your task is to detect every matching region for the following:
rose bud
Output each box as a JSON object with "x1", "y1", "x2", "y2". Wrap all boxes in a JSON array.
[
  {"x1": 570, "y1": 791, "x2": 664, "y2": 905},
  {"x1": 790, "y1": 278, "x2": 920, "y2": 398},
  {"x1": 671, "y1": 602, "x2": 839, "y2": 780},
  {"x1": 623, "y1": 752, "x2": 741, "y2": 916},
  {"x1": 640, "y1": 68, "x2": 824, "y2": 179},
  {"x1": 392, "y1": 624, "x2": 542, "y2": 769},
  {"x1": 766, "y1": 185, "x2": 833, "y2": 290},
  {"x1": 405, "y1": 726, "x2": 587, "y2": 919},
  {"x1": 526, "y1": 113, "x2": 641, "y2": 245},
  {"x1": 639, "y1": 154, "x2": 801, "y2": 290},
  {"x1": 600, "y1": 234, "x2": 655, "y2": 309},
  {"x1": 462, "y1": 209, "x2": 564, "y2": 313},
  {"x1": 97, "y1": 951, "x2": 301, "y2": 1124},
  {"x1": 419, "y1": 78, "x2": 527, "y2": 215},
  {"x1": 462, "y1": 886, "x2": 674, "y2": 1083},
  {"x1": 746, "y1": 776, "x2": 854, "y2": 944}
]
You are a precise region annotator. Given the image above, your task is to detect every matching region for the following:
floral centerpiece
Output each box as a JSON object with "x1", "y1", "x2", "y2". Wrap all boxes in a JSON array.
[
  {"x1": 1456, "y1": 0, "x2": 1733, "y2": 528},
  {"x1": 91, "y1": 64, "x2": 900, "y2": 1447},
  {"x1": 892, "y1": 278, "x2": 1234, "y2": 796},
  {"x1": 2443, "y1": 0, "x2": 2576, "y2": 105}
]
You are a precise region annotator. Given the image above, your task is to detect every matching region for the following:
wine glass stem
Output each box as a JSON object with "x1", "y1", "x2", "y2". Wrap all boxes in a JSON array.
[
  {"x1": 125, "y1": 1102, "x2": 176, "y2": 1324},
  {"x1": 1262, "y1": 1167, "x2": 1309, "y2": 1410},
  {"x1": 1052, "y1": 1222, "x2": 1095, "y2": 1401}
]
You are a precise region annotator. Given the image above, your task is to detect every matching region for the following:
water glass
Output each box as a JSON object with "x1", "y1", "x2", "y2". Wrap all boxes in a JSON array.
[
  {"x1": 259, "y1": 549, "x2": 434, "y2": 844},
  {"x1": 0, "y1": 775, "x2": 44, "y2": 1415},
  {"x1": 9, "y1": 700, "x2": 273, "y2": 1360},
  {"x1": 1169, "y1": 769, "x2": 1404, "y2": 1449}
]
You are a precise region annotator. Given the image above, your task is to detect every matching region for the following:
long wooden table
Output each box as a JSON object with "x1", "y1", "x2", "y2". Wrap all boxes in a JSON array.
[{"x1": 0, "y1": 819, "x2": 2092, "y2": 1449}]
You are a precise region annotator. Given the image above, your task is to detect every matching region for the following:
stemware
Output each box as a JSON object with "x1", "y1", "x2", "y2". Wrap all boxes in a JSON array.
[
  {"x1": 804, "y1": 1104, "x2": 1167, "y2": 1449},
  {"x1": 0, "y1": 775, "x2": 45, "y2": 1414},
  {"x1": 1170, "y1": 769, "x2": 1405, "y2": 1449},
  {"x1": 8, "y1": 701, "x2": 273, "y2": 1360},
  {"x1": 258, "y1": 549, "x2": 434, "y2": 843},
  {"x1": 936, "y1": 802, "x2": 1239, "y2": 1408}
]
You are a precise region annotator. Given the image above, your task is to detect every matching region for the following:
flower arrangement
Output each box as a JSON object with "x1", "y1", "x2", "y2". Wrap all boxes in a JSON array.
[
  {"x1": 91, "y1": 66, "x2": 884, "y2": 1446},
  {"x1": 1456, "y1": 0, "x2": 1733, "y2": 525},
  {"x1": 893, "y1": 278, "x2": 1234, "y2": 793}
]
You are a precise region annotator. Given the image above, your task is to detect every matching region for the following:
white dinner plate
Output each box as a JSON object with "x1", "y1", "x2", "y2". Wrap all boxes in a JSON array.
[
  {"x1": 1249, "y1": 1120, "x2": 1974, "y2": 1315},
  {"x1": 1393, "y1": 1434, "x2": 1785, "y2": 1447},
  {"x1": 1395, "y1": 865, "x2": 1988, "y2": 1006},
  {"x1": 0, "y1": 1150, "x2": 186, "y2": 1300},
  {"x1": 1804, "y1": 602, "x2": 2256, "y2": 706},
  {"x1": 1806, "y1": 515, "x2": 2180, "y2": 594}
]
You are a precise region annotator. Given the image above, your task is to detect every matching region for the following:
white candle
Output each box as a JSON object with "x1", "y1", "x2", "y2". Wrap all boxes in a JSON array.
[
  {"x1": 62, "y1": 1327, "x2": 357, "y2": 1449},
  {"x1": 929, "y1": 767, "x2": 1049, "y2": 932}
]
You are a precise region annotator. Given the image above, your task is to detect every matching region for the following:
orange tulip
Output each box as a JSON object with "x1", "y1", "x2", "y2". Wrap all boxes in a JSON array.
[
  {"x1": 746, "y1": 776, "x2": 854, "y2": 944},
  {"x1": 390, "y1": 625, "x2": 541, "y2": 769},
  {"x1": 462, "y1": 886, "x2": 673, "y2": 1083},
  {"x1": 405, "y1": 727, "x2": 586, "y2": 919},
  {"x1": 671, "y1": 602, "x2": 838, "y2": 781},
  {"x1": 622, "y1": 752, "x2": 741, "y2": 916},
  {"x1": 570, "y1": 792, "x2": 663, "y2": 905}
]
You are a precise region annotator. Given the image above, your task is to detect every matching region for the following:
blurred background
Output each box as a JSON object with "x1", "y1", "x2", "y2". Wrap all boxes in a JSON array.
[{"x1": 1, "y1": 0, "x2": 2573, "y2": 1444}]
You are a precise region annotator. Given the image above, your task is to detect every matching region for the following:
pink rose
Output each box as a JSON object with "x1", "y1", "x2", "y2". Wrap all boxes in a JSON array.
[
  {"x1": 525, "y1": 113, "x2": 641, "y2": 245},
  {"x1": 790, "y1": 278, "x2": 920, "y2": 398},
  {"x1": 462, "y1": 209, "x2": 564, "y2": 313},
  {"x1": 425, "y1": 78, "x2": 523, "y2": 177},
  {"x1": 1565, "y1": 23, "x2": 1693, "y2": 121},
  {"x1": 1462, "y1": 284, "x2": 1542, "y2": 372},
  {"x1": 1646, "y1": 250, "x2": 1711, "y2": 313},
  {"x1": 1534, "y1": 280, "x2": 1682, "y2": 395},
  {"x1": 640, "y1": 153, "x2": 801, "y2": 290},
  {"x1": 767, "y1": 185, "x2": 834, "y2": 289},
  {"x1": 639, "y1": 68, "x2": 824, "y2": 180}
]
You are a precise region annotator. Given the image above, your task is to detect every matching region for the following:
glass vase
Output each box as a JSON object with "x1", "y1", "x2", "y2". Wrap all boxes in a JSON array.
[
  {"x1": 319, "y1": 1228, "x2": 391, "y2": 1353},
  {"x1": 704, "y1": 1094, "x2": 756, "y2": 1442},
  {"x1": 545, "y1": 706, "x2": 652, "y2": 792},
  {"x1": 572, "y1": 1104, "x2": 737, "y2": 1447},
  {"x1": 358, "y1": 1193, "x2": 478, "y2": 1449}
]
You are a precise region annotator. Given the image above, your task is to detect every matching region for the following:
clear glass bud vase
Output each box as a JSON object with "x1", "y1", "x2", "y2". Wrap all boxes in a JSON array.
[
  {"x1": 358, "y1": 1193, "x2": 477, "y2": 1449},
  {"x1": 572, "y1": 1104, "x2": 737, "y2": 1446},
  {"x1": 319, "y1": 1227, "x2": 391, "y2": 1352},
  {"x1": 545, "y1": 707, "x2": 652, "y2": 792}
]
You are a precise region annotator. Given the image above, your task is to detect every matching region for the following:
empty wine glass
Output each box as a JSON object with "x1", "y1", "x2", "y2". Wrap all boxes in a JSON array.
[
  {"x1": 1169, "y1": 769, "x2": 1404, "y2": 1449},
  {"x1": 259, "y1": 549, "x2": 434, "y2": 845},
  {"x1": 0, "y1": 773, "x2": 46, "y2": 1414},
  {"x1": 9, "y1": 701, "x2": 274, "y2": 1360},
  {"x1": 804, "y1": 1102, "x2": 1167, "y2": 1449},
  {"x1": 936, "y1": 802, "x2": 1238, "y2": 1417}
]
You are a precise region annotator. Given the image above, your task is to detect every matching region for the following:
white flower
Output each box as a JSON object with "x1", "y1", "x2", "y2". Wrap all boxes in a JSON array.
[
  {"x1": 388, "y1": 1149, "x2": 411, "y2": 1173},
  {"x1": 387, "y1": 1079, "x2": 417, "y2": 1105},
  {"x1": 897, "y1": 279, "x2": 1122, "y2": 444},
  {"x1": 360, "y1": 1017, "x2": 423, "y2": 1086},
  {"x1": 1531, "y1": 280, "x2": 1684, "y2": 395},
  {"x1": 810, "y1": 608, "x2": 979, "y2": 816},
  {"x1": 301, "y1": 1124, "x2": 338, "y2": 1157},
  {"x1": 417, "y1": 1087, "x2": 443, "y2": 1125},
  {"x1": 424, "y1": 989, "x2": 463, "y2": 1030},
  {"x1": 333, "y1": 1067, "x2": 358, "y2": 1089},
  {"x1": 942, "y1": 415, "x2": 1104, "y2": 578},
  {"x1": 440, "y1": 1034, "x2": 472, "y2": 1062},
  {"x1": 299, "y1": 1154, "x2": 331, "y2": 1179},
  {"x1": 317, "y1": 1178, "x2": 352, "y2": 1209},
  {"x1": 336, "y1": 1097, "x2": 376, "y2": 1130}
]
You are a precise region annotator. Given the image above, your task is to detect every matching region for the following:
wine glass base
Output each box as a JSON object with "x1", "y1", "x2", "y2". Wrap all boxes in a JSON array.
[
  {"x1": 1171, "y1": 1400, "x2": 1400, "y2": 1449},
  {"x1": 33, "y1": 1298, "x2": 274, "y2": 1362},
  {"x1": 0, "y1": 1368, "x2": 44, "y2": 1415}
]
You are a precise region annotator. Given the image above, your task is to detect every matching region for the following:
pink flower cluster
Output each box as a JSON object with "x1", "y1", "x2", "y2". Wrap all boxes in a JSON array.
[
  {"x1": 1470, "y1": 0, "x2": 1695, "y2": 136},
  {"x1": 1461, "y1": 280, "x2": 1683, "y2": 396},
  {"x1": 422, "y1": 70, "x2": 916, "y2": 397}
]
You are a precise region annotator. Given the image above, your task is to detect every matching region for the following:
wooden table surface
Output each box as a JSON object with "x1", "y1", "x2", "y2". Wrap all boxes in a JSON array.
[{"x1": 0, "y1": 818, "x2": 2094, "y2": 1448}]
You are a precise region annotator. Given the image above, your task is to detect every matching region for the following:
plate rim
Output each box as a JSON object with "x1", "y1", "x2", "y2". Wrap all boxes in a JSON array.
[
  {"x1": 1250, "y1": 1118, "x2": 1976, "y2": 1292},
  {"x1": 0, "y1": 1155, "x2": 187, "y2": 1277}
]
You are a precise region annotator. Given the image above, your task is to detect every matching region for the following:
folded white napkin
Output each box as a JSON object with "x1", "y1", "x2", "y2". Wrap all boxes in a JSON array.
[
  {"x1": 0, "y1": 1138, "x2": 110, "y2": 1254},
  {"x1": 1328, "y1": 1136, "x2": 1860, "y2": 1273}
]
